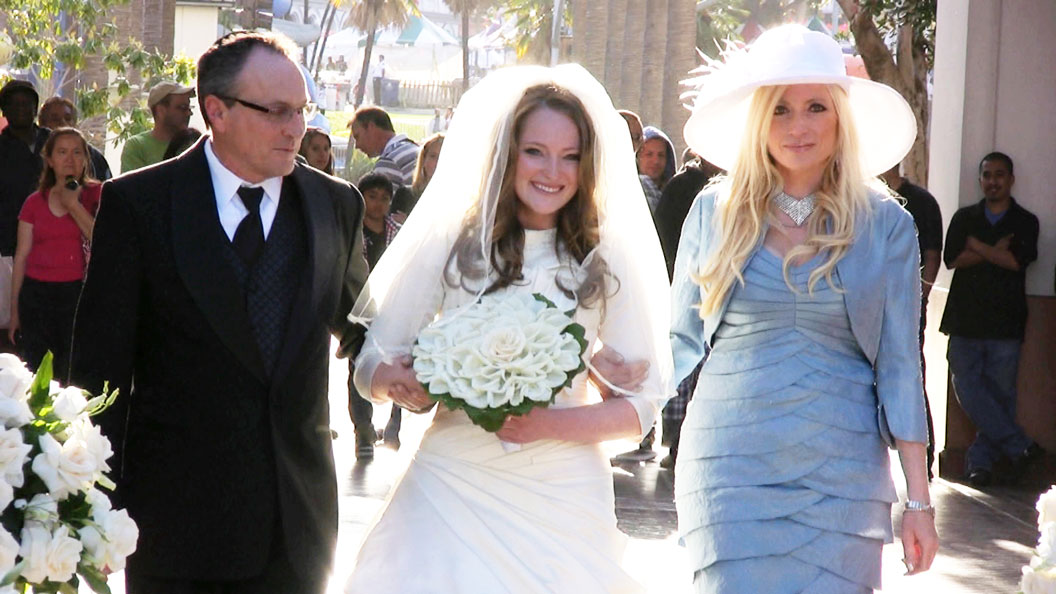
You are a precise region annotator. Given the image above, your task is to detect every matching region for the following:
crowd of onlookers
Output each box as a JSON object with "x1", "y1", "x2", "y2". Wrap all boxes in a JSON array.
[{"x1": 0, "y1": 74, "x2": 1045, "y2": 485}]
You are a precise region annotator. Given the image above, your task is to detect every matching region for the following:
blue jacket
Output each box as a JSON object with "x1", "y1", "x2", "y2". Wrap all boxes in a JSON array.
[{"x1": 670, "y1": 187, "x2": 929, "y2": 446}]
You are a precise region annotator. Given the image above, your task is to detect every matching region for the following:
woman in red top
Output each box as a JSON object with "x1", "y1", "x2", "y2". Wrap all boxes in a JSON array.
[{"x1": 10, "y1": 127, "x2": 100, "y2": 376}]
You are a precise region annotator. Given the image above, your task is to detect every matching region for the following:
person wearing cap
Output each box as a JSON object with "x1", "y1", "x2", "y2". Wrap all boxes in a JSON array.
[
  {"x1": 38, "y1": 96, "x2": 113, "y2": 181},
  {"x1": 119, "y1": 80, "x2": 195, "y2": 173},
  {"x1": 671, "y1": 24, "x2": 937, "y2": 592}
]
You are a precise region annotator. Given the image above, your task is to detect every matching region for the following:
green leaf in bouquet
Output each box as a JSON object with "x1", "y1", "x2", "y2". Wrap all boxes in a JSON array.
[
  {"x1": 0, "y1": 560, "x2": 25, "y2": 587},
  {"x1": 85, "y1": 382, "x2": 119, "y2": 417},
  {"x1": 78, "y1": 562, "x2": 112, "y2": 594},
  {"x1": 58, "y1": 580, "x2": 80, "y2": 594},
  {"x1": 29, "y1": 352, "x2": 55, "y2": 412},
  {"x1": 531, "y1": 293, "x2": 558, "y2": 309},
  {"x1": 58, "y1": 492, "x2": 92, "y2": 524}
]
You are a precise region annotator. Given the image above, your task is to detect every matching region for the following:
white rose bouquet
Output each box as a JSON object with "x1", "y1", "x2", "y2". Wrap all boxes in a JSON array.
[
  {"x1": 412, "y1": 292, "x2": 588, "y2": 432},
  {"x1": 0, "y1": 352, "x2": 136, "y2": 594},
  {"x1": 1021, "y1": 486, "x2": 1056, "y2": 594}
]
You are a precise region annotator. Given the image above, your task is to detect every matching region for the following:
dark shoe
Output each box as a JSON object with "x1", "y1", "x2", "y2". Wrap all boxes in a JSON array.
[
  {"x1": 355, "y1": 432, "x2": 375, "y2": 460},
  {"x1": 967, "y1": 468, "x2": 992, "y2": 487},
  {"x1": 1009, "y1": 442, "x2": 1045, "y2": 484},
  {"x1": 382, "y1": 418, "x2": 401, "y2": 450},
  {"x1": 659, "y1": 454, "x2": 674, "y2": 469}
]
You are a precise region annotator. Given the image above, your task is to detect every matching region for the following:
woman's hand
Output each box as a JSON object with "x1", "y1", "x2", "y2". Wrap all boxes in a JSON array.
[
  {"x1": 589, "y1": 346, "x2": 649, "y2": 399},
  {"x1": 371, "y1": 355, "x2": 432, "y2": 411},
  {"x1": 6, "y1": 311, "x2": 17, "y2": 345},
  {"x1": 54, "y1": 180, "x2": 83, "y2": 211},
  {"x1": 496, "y1": 407, "x2": 554, "y2": 444},
  {"x1": 900, "y1": 509, "x2": 938, "y2": 575}
]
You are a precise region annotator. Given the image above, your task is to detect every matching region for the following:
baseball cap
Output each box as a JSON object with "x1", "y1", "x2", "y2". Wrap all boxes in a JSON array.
[{"x1": 147, "y1": 81, "x2": 195, "y2": 108}]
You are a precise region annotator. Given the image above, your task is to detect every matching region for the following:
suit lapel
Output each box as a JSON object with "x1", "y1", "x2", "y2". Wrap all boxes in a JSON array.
[
  {"x1": 170, "y1": 141, "x2": 268, "y2": 383},
  {"x1": 272, "y1": 165, "x2": 338, "y2": 385}
]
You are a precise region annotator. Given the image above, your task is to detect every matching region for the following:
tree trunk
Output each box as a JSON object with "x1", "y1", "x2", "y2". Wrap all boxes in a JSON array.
[
  {"x1": 662, "y1": 0, "x2": 696, "y2": 158},
  {"x1": 603, "y1": 0, "x2": 629, "y2": 101},
  {"x1": 836, "y1": 0, "x2": 930, "y2": 185},
  {"x1": 619, "y1": 0, "x2": 647, "y2": 113},
  {"x1": 314, "y1": 0, "x2": 340, "y2": 78},
  {"x1": 354, "y1": 4, "x2": 379, "y2": 107},
  {"x1": 461, "y1": 6, "x2": 470, "y2": 91},
  {"x1": 638, "y1": 0, "x2": 668, "y2": 127},
  {"x1": 310, "y1": 1, "x2": 333, "y2": 70},
  {"x1": 302, "y1": 0, "x2": 311, "y2": 65}
]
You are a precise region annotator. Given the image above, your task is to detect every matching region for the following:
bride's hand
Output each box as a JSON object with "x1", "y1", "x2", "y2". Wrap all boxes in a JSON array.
[
  {"x1": 496, "y1": 408, "x2": 554, "y2": 444},
  {"x1": 372, "y1": 355, "x2": 432, "y2": 411},
  {"x1": 589, "y1": 346, "x2": 649, "y2": 399}
]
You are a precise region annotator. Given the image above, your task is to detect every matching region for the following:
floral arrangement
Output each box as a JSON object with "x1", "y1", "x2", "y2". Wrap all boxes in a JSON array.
[
  {"x1": 412, "y1": 292, "x2": 587, "y2": 432},
  {"x1": 0, "y1": 353, "x2": 136, "y2": 594},
  {"x1": 1021, "y1": 485, "x2": 1056, "y2": 593}
]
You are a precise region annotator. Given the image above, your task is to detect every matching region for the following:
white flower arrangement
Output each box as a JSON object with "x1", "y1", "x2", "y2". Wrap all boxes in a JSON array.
[
  {"x1": 0, "y1": 352, "x2": 136, "y2": 594},
  {"x1": 1022, "y1": 486, "x2": 1056, "y2": 594},
  {"x1": 412, "y1": 292, "x2": 587, "y2": 432}
]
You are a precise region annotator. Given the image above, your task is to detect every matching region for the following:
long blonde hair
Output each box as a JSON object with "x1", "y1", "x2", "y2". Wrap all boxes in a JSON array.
[{"x1": 695, "y1": 84, "x2": 871, "y2": 317}]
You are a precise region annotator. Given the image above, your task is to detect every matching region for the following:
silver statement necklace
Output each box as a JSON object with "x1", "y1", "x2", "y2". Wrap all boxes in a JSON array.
[{"x1": 773, "y1": 191, "x2": 816, "y2": 226}]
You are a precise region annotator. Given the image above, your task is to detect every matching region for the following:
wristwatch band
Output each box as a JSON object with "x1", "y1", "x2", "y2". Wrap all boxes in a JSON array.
[{"x1": 903, "y1": 500, "x2": 935, "y2": 516}]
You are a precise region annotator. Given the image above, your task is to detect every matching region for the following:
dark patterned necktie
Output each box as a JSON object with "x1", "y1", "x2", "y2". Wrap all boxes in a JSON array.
[{"x1": 233, "y1": 186, "x2": 265, "y2": 266}]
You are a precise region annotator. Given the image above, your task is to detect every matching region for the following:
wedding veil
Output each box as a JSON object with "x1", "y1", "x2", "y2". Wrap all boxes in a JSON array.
[{"x1": 348, "y1": 63, "x2": 673, "y2": 408}]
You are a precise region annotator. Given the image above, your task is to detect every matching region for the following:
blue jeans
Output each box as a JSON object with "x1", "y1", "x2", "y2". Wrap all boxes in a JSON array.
[{"x1": 947, "y1": 336, "x2": 1032, "y2": 472}]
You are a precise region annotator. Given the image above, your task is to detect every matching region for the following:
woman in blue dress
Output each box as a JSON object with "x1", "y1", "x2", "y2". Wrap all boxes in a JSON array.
[{"x1": 670, "y1": 25, "x2": 939, "y2": 593}]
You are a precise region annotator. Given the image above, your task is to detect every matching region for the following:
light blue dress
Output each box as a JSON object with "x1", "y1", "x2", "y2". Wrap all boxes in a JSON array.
[{"x1": 675, "y1": 248, "x2": 897, "y2": 593}]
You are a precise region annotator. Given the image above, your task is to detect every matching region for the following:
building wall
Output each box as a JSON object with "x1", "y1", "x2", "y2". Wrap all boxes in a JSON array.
[{"x1": 930, "y1": 0, "x2": 1056, "y2": 476}]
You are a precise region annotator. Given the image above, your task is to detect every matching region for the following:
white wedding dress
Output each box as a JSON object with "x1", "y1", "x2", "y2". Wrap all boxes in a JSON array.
[{"x1": 345, "y1": 229, "x2": 666, "y2": 594}]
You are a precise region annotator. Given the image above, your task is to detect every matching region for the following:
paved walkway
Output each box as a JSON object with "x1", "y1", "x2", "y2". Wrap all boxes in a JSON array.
[{"x1": 96, "y1": 352, "x2": 1044, "y2": 592}]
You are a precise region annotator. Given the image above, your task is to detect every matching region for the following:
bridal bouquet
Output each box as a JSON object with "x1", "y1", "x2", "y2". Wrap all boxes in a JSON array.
[
  {"x1": 0, "y1": 352, "x2": 136, "y2": 594},
  {"x1": 1021, "y1": 485, "x2": 1056, "y2": 594},
  {"x1": 412, "y1": 292, "x2": 587, "y2": 432}
]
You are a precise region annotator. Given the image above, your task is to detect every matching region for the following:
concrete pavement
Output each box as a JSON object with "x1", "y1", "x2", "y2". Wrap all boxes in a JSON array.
[{"x1": 93, "y1": 351, "x2": 1043, "y2": 593}]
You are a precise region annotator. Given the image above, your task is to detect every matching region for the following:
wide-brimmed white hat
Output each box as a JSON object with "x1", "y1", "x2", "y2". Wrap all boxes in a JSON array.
[{"x1": 683, "y1": 24, "x2": 916, "y2": 177}]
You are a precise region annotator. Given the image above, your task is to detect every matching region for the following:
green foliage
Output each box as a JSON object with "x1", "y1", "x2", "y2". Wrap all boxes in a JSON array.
[
  {"x1": 696, "y1": 0, "x2": 821, "y2": 57},
  {"x1": 487, "y1": 0, "x2": 569, "y2": 62},
  {"x1": 0, "y1": 0, "x2": 196, "y2": 143},
  {"x1": 421, "y1": 293, "x2": 588, "y2": 433},
  {"x1": 858, "y1": 0, "x2": 937, "y2": 67}
]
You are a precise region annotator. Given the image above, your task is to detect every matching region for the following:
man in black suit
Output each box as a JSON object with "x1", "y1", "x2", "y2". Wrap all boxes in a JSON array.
[{"x1": 70, "y1": 31, "x2": 369, "y2": 593}]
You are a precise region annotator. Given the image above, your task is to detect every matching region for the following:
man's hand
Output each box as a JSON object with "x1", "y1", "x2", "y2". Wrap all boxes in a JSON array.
[
  {"x1": 371, "y1": 355, "x2": 432, "y2": 411},
  {"x1": 589, "y1": 346, "x2": 649, "y2": 400}
]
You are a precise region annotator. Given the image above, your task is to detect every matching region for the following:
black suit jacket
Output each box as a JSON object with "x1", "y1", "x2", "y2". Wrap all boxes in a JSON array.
[{"x1": 70, "y1": 139, "x2": 368, "y2": 580}]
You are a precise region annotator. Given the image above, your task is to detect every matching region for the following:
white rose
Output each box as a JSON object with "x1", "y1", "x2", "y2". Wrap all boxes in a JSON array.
[
  {"x1": 32, "y1": 433, "x2": 99, "y2": 499},
  {"x1": 81, "y1": 507, "x2": 138, "y2": 571},
  {"x1": 1038, "y1": 486, "x2": 1056, "y2": 526},
  {"x1": 0, "y1": 427, "x2": 30, "y2": 488},
  {"x1": 0, "y1": 354, "x2": 28, "y2": 374},
  {"x1": 0, "y1": 527, "x2": 17, "y2": 576},
  {"x1": 481, "y1": 326, "x2": 527, "y2": 363},
  {"x1": 67, "y1": 418, "x2": 113, "y2": 473},
  {"x1": 1040, "y1": 524, "x2": 1056, "y2": 563},
  {"x1": 19, "y1": 524, "x2": 82, "y2": 584},
  {"x1": 51, "y1": 387, "x2": 88, "y2": 422},
  {"x1": 23, "y1": 493, "x2": 58, "y2": 526},
  {"x1": 1023, "y1": 561, "x2": 1056, "y2": 594}
]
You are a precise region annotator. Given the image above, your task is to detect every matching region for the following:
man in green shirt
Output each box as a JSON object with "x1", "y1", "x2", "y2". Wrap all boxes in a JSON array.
[{"x1": 120, "y1": 81, "x2": 194, "y2": 173}]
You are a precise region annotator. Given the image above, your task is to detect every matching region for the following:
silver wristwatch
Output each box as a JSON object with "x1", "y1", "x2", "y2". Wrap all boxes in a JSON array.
[{"x1": 903, "y1": 500, "x2": 935, "y2": 516}]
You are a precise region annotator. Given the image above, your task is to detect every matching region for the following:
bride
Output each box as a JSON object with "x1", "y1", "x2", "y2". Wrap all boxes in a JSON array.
[{"x1": 344, "y1": 64, "x2": 672, "y2": 593}]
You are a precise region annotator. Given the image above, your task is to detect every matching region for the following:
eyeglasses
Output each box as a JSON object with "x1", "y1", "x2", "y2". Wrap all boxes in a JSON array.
[{"x1": 216, "y1": 95, "x2": 318, "y2": 124}]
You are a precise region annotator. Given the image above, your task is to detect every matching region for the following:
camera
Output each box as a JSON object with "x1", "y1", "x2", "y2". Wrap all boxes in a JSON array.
[{"x1": 64, "y1": 176, "x2": 79, "y2": 191}]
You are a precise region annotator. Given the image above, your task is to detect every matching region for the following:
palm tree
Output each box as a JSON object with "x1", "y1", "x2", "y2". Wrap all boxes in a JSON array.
[
  {"x1": 443, "y1": 0, "x2": 494, "y2": 91},
  {"x1": 346, "y1": 0, "x2": 420, "y2": 107}
]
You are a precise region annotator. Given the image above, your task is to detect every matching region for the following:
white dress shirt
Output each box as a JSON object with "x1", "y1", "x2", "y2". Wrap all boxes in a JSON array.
[{"x1": 204, "y1": 139, "x2": 283, "y2": 240}]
